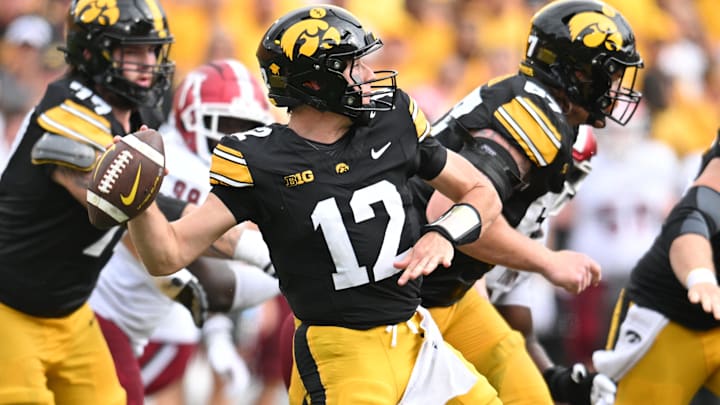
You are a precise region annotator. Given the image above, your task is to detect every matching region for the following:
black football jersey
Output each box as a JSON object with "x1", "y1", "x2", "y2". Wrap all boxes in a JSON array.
[
  {"x1": 0, "y1": 74, "x2": 135, "y2": 317},
  {"x1": 210, "y1": 90, "x2": 447, "y2": 329},
  {"x1": 628, "y1": 136, "x2": 720, "y2": 330},
  {"x1": 420, "y1": 74, "x2": 576, "y2": 307}
]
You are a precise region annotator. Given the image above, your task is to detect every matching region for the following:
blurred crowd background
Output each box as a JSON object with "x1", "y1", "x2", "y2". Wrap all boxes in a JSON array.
[{"x1": 1, "y1": 0, "x2": 719, "y2": 404}]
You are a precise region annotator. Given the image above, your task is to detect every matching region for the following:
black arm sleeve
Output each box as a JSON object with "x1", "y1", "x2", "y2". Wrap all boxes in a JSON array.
[
  {"x1": 664, "y1": 186, "x2": 720, "y2": 241},
  {"x1": 156, "y1": 193, "x2": 188, "y2": 222},
  {"x1": 458, "y1": 137, "x2": 523, "y2": 202}
]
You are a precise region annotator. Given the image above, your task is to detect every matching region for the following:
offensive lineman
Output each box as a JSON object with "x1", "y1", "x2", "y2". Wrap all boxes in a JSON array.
[{"x1": 415, "y1": 1, "x2": 644, "y2": 403}]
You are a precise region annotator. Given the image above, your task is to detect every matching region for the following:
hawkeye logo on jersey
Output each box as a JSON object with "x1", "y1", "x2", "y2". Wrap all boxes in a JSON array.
[
  {"x1": 568, "y1": 8, "x2": 623, "y2": 52},
  {"x1": 335, "y1": 163, "x2": 349, "y2": 174},
  {"x1": 280, "y1": 8, "x2": 341, "y2": 61},
  {"x1": 74, "y1": 0, "x2": 120, "y2": 26},
  {"x1": 284, "y1": 170, "x2": 314, "y2": 187}
]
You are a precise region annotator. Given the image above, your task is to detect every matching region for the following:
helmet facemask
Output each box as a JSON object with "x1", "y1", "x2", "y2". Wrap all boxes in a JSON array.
[
  {"x1": 102, "y1": 37, "x2": 175, "y2": 108},
  {"x1": 566, "y1": 54, "x2": 643, "y2": 126},
  {"x1": 520, "y1": 0, "x2": 644, "y2": 128},
  {"x1": 327, "y1": 37, "x2": 397, "y2": 120}
]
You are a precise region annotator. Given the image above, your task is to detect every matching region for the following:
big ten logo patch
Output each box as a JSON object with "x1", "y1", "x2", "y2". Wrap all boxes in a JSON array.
[{"x1": 284, "y1": 170, "x2": 314, "y2": 187}]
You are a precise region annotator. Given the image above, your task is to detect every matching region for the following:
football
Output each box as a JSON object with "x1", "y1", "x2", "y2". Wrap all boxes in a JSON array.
[{"x1": 86, "y1": 129, "x2": 165, "y2": 229}]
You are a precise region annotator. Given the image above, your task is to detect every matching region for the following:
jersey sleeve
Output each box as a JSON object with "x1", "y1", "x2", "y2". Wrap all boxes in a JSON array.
[
  {"x1": 209, "y1": 135, "x2": 260, "y2": 223},
  {"x1": 400, "y1": 91, "x2": 447, "y2": 180},
  {"x1": 209, "y1": 136, "x2": 255, "y2": 188}
]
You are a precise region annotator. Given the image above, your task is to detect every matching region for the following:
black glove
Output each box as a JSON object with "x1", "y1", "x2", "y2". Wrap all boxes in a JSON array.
[
  {"x1": 543, "y1": 363, "x2": 616, "y2": 405},
  {"x1": 173, "y1": 276, "x2": 209, "y2": 328}
]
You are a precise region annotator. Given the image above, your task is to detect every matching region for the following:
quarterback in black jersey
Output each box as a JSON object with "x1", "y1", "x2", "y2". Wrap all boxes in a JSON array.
[
  {"x1": 127, "y1": 5, "x2": 502, "y2": 405},
  {"x1": 412, "y1": 1, "x2": 644, "y2": 404},
  {"x1": 0, "y1": 1, "x2": 174, "y2": 403},
  {"x1": 594, "y1": 131, "x2": 720, "y2": 404}
]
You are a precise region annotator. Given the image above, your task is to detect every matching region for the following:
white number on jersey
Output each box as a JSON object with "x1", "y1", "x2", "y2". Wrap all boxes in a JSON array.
[{"x1": 311, "y1": 180, "x2": 405, "y2": 290}]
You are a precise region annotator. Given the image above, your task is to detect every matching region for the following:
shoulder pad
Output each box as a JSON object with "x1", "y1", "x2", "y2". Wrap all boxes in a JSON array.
[
  {"x1": 493, "y1": 95, "x2": 564, "y2": 167},
  {"x1": 31, "y1": 133, "x2": 98, "y2": 171},
  {"x1": 36, "y1": 98, "x2": 113, "y2": 150}
]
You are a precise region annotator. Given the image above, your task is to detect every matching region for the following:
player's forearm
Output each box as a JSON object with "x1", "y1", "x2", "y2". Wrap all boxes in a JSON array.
[
  {"x1": 670, "y1": 233, "x2": 715, "y2": 287},
  {"x1": 128, "y1": 202, "x2": 188, "y2": 275},
  {"x1": 459, "y1": 216, "x2": 552, "y2": 273}
]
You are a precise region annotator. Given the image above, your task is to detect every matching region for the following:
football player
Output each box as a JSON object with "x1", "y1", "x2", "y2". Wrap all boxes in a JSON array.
[
  {"x1": 413, "y1": 0, "x2": 644, "y2": 404},
  {"x1": 126, "y1": 5, "x2": 505, "y2": 405},
  {"x1": 89, "y1": 59, "x2": 281, "y2": 404},
  {"x1": 483, "y1": 126, "x2": 617, "y2": 405},
  {"x1": 592, "y1": 130, "x2": 720, "y2": 403},
  {"x1": 0, "y1": 0, "x2": 174, "y2": 403}
]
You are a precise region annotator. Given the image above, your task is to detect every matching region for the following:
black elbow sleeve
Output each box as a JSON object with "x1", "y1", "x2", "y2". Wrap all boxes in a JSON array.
[{"x1": 458, "y1": 137, "x2": 523, "y2": 202}]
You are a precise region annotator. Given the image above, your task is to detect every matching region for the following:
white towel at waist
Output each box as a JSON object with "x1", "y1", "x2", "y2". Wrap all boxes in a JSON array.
[{"x1": 398, "y1": 306, "x2": 478, "y2": 405}]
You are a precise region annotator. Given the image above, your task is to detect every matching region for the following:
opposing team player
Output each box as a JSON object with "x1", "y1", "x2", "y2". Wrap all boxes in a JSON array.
[
  {"x1": 89, "y1": 59, "x2": 281, "y2": 404},
  {"x1": 592, "y1": 130, "x2": 720, "y2": 403},
  {"x1": 126, "y1": 5, "x2": 505, "y2": 404},
  {"x1": 0, "y1": 1, "x2": 175, "y2": 403},
  {"x1": 413, "y1": 1, "x2": 644, "y2": 403}
]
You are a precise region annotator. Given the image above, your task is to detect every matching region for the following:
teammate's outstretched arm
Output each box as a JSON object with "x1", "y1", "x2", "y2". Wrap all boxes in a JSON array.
[
  {"x1": 427, "y1": 188, "x2": 600, "y2": 294},
  {"x1": 669, "y1": 157, "x2": 720, "y2": 319}
]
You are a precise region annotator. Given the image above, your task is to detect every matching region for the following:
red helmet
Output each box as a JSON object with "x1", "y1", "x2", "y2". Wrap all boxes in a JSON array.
[{"x1": 172, "y1": 59, "x2": 273, "y2": 163}]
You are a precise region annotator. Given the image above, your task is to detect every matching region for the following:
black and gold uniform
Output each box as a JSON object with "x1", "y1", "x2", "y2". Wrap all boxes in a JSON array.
[
  {"x1": 0, "y1": 0, "x2": 176, "y2": 402},
  {"x1": 0, "y1": 74, "x2": 129, "y2": 404},
  {"x1": 210, "y1": 90, "x2": 498, "y2": 404},
  {"x1": 421, "y1": 74, "x2": 574, "y2": 307},
  {"x1": 413, "y1": 74, "x2": 576, "y2": 404},
  {"x1": 602, "y1": 136, "x2": 720, "y2": 404},
  {"x1": 0, "y1": 76, "x2": 126, "y2": 317},
  {"x1": 211, "y1": 90, "x2": 443, "y2": 327}
]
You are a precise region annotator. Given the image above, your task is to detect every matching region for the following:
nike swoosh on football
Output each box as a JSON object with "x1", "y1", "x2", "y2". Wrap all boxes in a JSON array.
[
  {"x1": 371, "y1": 142, "x2": 392, "y2": 159},
  {"x1": 120, "y1": 163, "x2": 142, "y2": 206}
]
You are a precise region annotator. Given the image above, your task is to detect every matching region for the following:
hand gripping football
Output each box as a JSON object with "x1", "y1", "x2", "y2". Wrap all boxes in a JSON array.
[{"x1": 86, "y1": 129, "x2": 165, "y2": 229}]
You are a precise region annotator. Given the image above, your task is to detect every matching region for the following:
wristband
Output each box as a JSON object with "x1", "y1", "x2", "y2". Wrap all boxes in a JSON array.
[
  {"x1": 422, "y1": 203, "x2": 482, "y2": 246},
  {"x1": 232, "y1": 229, "x2": 272, "y2": 269},
  {"x1": 685, "y1": 267, "x2": 718, "y2": 289}
]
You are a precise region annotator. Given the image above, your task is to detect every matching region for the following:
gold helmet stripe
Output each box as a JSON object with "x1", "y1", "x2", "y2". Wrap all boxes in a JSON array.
[{"x1": 143, "y1": 0, "x2": 167, "y2": 38}]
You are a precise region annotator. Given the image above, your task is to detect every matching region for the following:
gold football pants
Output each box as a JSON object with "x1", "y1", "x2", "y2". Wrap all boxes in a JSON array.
[
  {"x1": 429, "y1": 288, "x2": 554, "y2": 404},
  {"x1": 0, "y1": 301, "x2": 125, "y2": 405},
  {"x1": 288, "y1": 310, "x2": 501, "y2": 404},
  {"x1": 607, "y1": 294, "x2": 720, "y2": 404}
]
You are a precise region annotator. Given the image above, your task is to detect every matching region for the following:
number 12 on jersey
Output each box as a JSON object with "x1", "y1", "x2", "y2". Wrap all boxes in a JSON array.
[{"x1": 311, "y1": 180, "x2": 406, "y2": 290}]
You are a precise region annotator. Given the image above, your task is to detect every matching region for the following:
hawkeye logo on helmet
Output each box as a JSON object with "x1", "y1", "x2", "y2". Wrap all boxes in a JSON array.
[
  {"x1": 568, "y1": 7, "x2": 623, "y2": 52},
  {"x1": 74, "y1": 0, "x2": 120, "y2": 26},
  {"x1": 280, "y1": 8, "x2": 341, "y2": 61}
]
